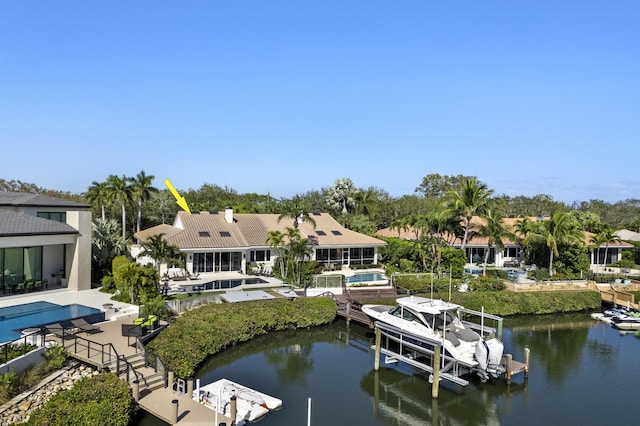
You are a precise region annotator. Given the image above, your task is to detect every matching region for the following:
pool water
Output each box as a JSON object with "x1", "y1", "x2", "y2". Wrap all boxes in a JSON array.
[
  {"x1": 345, "y1": 272, "x2": 386, "y2": 284},
  {"x1": 0, "y1": 301, "x2": 102, "y2": 343},
  {"x1": 198, "y1": 277, "x2": 269, "y2": 291}
]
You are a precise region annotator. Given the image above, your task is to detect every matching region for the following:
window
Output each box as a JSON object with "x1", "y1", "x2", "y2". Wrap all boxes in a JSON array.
[
  {"x1": 220, "y1": 231, "x2": 231, "y2": 237},
  {"x1": 37, "y1": 212, "x2": 66, "y2": 223},
  {"x1": 250, "y1": 249, "x2": 271, "y2": 262}
]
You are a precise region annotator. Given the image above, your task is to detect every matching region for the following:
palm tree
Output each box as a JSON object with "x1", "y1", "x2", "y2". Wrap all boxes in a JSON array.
[
  {"x1": 442, "y1": 178, "x2": 494, "y2": 251},
  {"x1": 591, "y1": 229, "x2": 621, "y2": 270},
  {"x1": 140, "y1": 233, "x2": 182, "y2": 277},
  {"x1": 353, "y1": 188, "x2": 378, "y2": 216},
  {"x1": 325, "y1": 178, "x2": 356, "y2": 214},
  {"x1": 525, "y1": 212, "x2": 583, "y2": 276},
  {"x1": 130, "y1": 170, "x2": 158, "y2": 233},
  {"x1": 106, "y1": 174, "x2": 134, "y2": 241},
  {"x1": 120, "y1": 263, "x2": 148, "y2": 305},
  {"x1": 266, "y1": 230, "x2": 287, "y2": 277},
  {"x1": 277, "y1": 199, "x2": 316, "y2": 229},
  {"x1": 86, "y1": 180, "x2": 110, "y2": 220},
  {"x1": 477, "y1": 209, "x2": 510, "y2": 276}
]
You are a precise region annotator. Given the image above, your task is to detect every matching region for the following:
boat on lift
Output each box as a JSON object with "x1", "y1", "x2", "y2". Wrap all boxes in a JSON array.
[{"x1": 362, "y1": 296, "x2": 505, "y2": 382}]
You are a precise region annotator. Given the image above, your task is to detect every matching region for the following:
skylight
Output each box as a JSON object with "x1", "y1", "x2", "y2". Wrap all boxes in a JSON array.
[
  {"x1": 220, "y1": 231, "x2": 231, "y2": 237},
  {"x1": 316, "y1": 230, "x2": 326, "y2": 236},
  {"x1": 331, "y1": 230, "x2": 342, "y2": 235},
  {"x1": 198, "y1": 231, "x2": 210, "y2": 237}
]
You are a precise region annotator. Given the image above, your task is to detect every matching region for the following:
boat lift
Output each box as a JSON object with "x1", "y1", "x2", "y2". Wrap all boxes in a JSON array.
[{"x1": 371, "y1": 308, "x2": 529, "y2": 397}]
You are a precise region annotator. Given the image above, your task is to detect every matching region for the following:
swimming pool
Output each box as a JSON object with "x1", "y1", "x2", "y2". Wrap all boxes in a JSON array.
[
  {"x1": 197, "y1": 277, "x2": 269, "y2": 291},
  {"x1": 0, "y1": 301, "x2": 103, "y2": 344},
  {"x1": 345, "y1": 272, "x2": 386, "y2": 284}
]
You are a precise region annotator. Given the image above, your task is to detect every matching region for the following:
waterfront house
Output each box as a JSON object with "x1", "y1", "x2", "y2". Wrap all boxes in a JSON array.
[{"x1": 133, "y1": 207, "x2": 386, "y2": 277}]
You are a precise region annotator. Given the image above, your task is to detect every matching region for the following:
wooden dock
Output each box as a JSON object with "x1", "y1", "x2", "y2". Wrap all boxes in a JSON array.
[
  {"x1": 598, "y1": 284, "x2": 639, "y2": 310},
  {"x1": 320, "y1": 287, "x2": 400, "y2": 328},
  {"x1": 51, "y1": 315, "x2": 233, "y2": 425}
]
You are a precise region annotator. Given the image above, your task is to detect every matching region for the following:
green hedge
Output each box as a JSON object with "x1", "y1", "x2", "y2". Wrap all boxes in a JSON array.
[
  {"x1": 428, "y1": 291, "x2": 602, "y2": 316},
  {"x1": 148, "y1": 297, "x2": 337, "y2": 378},
  {"x1": 394, "y1": 275, "x2": 505, "y2": 293},
  {"x1": 26, "y1": 373, "x2": 135, "y2": 426},
  {"x1": 362, "y1": 291, "x2": 601, "y2": 317}
]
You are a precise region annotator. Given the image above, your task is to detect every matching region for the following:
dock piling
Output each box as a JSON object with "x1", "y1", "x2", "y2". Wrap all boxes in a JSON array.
[
  {"x1": 374, "y1": 326, "x2": 381, "y2": 371},
  {"x1": 230, "y1": 395, "x2": 237, "y2": 425},
  {"x1": 431, "y1": 345, "x2": 440, "y2": 399},
  {"x1": 524, "y1": 347, "x2": 530, "y2": 377},
  {"x1": 186, "y1": 377, "x2": 193, "y2": 397},
  {"x1": 132, "y1": 379, "x2": 139, "y2": 402},
  {"x1": 505, "y1": 354, "x2": 513, "y2": 384},
  {"x1": 167, "y1": 370, "x2": 174, "y2": 390},
  {"x1": 171, "y1": 399, "x2": 178, "y2": 425}
]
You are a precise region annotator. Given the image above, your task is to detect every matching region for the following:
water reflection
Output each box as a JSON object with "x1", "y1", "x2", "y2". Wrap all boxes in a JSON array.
[
  {"x1": 506, "y1": 314, "x2": 590, "y2": 382},
  {"x1": 263, "y1": 344, "x2": 314, "y2": 386}
]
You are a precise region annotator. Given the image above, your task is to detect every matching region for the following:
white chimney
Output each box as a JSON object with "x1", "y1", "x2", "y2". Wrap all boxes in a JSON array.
[{"x1": 225, "y1": 206, "x2": 233, "y2": 223}]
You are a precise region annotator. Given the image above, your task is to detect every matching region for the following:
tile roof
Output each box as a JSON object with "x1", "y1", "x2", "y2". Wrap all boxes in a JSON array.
[
  {"x1": 135, "y1": 211, "x2": 385, "y2": 249},
  {"x1": 0, "y1": 209, "x2": 79, "y2": 236},
  {"x1": 0, "y1": 191, "x2": 89, "y2": 208}
]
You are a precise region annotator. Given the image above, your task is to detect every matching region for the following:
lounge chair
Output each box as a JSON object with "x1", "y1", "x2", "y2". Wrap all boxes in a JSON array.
[
  {"x1": 44, "y1": 323, "x2": 71, "y2": 339},
  {"x1": 71, "y1": 318, "x2": 101, "y2": 333}
]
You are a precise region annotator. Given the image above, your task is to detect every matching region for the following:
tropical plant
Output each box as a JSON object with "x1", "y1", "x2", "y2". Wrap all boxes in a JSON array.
[
  {"x1": 266, "y1": 230, "x2": 287, "y2": 277},
  {"x1": 525, "y1": 212, "x2": 584, "y2": 276},
  {"x1": 139, "y1": 233, "x2": 183, "y2": 277},
  {"x1": 477, "y1": 209, "x2": 511, "y2": 276},
  {"x1": 325, "y1": 178, "x2": 356, "y2": 214},
  {"x1": 277, "y1": 198, "x2": 317, "y2": 229},
  {"x1": 85, "y1": 180, "x2": 110, "y2": 220},
  {"x1": 130, "y1": 170, "x2": 158, "y2": 233},
  {"x1": 106, "y1": 174, "x2": 134, "y2": 240},
  {"x1": 590, "y1": 228, "x2": 621, "y2": 269},
  {"x1": 441, "y1": 178, "x2": 494, "y2": 251},
  {"x1": 353, "y1": 187, "x2": 379, "y2": 216},
  {"x1": 91, "y1": 218, "x2": 127, "y2": 281}
]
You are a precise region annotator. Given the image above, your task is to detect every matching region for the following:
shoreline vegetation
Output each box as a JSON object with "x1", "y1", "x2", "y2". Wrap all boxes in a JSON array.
[{"x1": 148, "y1": 297, "x2": 337, "y2": 378}]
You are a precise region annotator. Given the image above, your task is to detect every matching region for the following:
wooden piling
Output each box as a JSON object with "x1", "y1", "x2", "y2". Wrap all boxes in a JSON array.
[
  {"x1": 230, "y1": 395, "x2": 237, "y2": 425},
  {"x1": 167, "y1": 370, "x2": 174, "y2": 390},
  {"x1": 171, "y1": 399, "x2": 178, "y2": 425},
  {"x1": 186, "y1": 377, "x2": 193, "y2": 397},
  {"x1": 346, "y1": 302, "x2": 351, "y2": 326},
  {"x1": 524, "y1": 347, "x2": 530, "y2": 377},
  {"x1": 505, "y1": 354, "x2": 513, "y2": 384},
  {"x1": 432, "y1": 345, "x2": 440, "y2": 399},
  {"x1": 374, "y1": 326, "x2": 381, "y2": 371},
  {"x1": 132, "y1": 380, "x2": 139, "y2": 402}
]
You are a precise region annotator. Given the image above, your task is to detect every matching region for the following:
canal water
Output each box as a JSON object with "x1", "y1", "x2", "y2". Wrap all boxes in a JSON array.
[{"x1": 137, "y1": 313, "x2": 640, "y2": 425}]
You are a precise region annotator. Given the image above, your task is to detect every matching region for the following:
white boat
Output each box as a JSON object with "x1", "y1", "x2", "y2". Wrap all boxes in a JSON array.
[
  {"x1": 611, "y1": 315, "x2": 640, "y2": 331},
  {"x1": 193, "y1": 378, "x2": 282, "y2": 425},
  {"x1": 362, "y1": 296, "x2": 505, "y2": 382}
]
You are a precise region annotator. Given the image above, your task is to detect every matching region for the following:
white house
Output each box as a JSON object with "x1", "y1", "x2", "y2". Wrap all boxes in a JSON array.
[{"x1": 134, "y1": 207, "x2": 386, "y2": 277}]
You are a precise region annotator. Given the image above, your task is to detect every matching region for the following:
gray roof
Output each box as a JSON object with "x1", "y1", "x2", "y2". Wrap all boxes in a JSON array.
[
  {"x1": 0, "y1": 192, "x2": 89, "y2": 208},
  {"x1": 0, "y1": 210, "x2": 79, "y2": 236}
]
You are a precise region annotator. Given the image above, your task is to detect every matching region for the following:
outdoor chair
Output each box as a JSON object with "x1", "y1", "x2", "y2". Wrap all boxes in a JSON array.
[
  {"x1": 70, "y1": 318, "x2": 101, "y2": 333},
  {"x1": 44, "y1": 323, "x2": 72, "y2": 339}
]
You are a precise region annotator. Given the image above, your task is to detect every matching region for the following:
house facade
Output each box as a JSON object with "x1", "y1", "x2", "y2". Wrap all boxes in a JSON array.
[
  {"x1": 134, "y1": 207, "x2": 385, "y2": 276},
  {"x1": 0, "y1": 192, "x2": 92, "y2": 296},
  {"x1": 375, "y1": 216, "x2": 632, "y2": 269}
]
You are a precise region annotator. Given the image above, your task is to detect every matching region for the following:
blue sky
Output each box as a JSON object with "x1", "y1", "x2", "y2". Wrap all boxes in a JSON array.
[{"x1": 1, "y1": 1, "x2": 638, "y2": 203}]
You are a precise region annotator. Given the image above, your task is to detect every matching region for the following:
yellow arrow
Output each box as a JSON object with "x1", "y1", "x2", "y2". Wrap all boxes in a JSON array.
[{"x1": 164, "y1": 179, "x2": 192, "y2": 215}]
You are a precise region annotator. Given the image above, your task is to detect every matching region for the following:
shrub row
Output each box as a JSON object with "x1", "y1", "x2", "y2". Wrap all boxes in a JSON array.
[
  {"x1": 26, "y1": 373, "x2": 135, "y2": 426},
  {"x1": 394, "y1": 275, "x2": 505, "y2": 293},
  {"x1": 148, "y1": 297, "x2": 337, "y2": 378},
  {"x1": 434, "y1": 290, "x2": 602, "y2": 316}
]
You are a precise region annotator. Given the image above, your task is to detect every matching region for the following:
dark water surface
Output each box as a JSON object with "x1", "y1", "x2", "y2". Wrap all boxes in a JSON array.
[{"x1": 137, "y1": 313, "x2": 640, "y2": 425}]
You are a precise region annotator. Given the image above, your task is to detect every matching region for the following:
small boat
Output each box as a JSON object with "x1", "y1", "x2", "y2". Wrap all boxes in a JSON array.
[
  {"x1": 362, "y1": 296, "x2": 505, "y2": 382},
  {"x1": 193, "y1": 378, "x2": 282, "y2": 425},
  {"x1": 611, "y1": 315, "x2": 640, "y2": 331}
]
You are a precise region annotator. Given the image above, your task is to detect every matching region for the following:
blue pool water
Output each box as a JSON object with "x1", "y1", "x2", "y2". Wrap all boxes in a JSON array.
[
  {"x1": 0, "y1": 301, "x2": 102, "y2": 343},
  {"x1": 345, "y1": 272, "x2": 385, "y2": 284}
]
